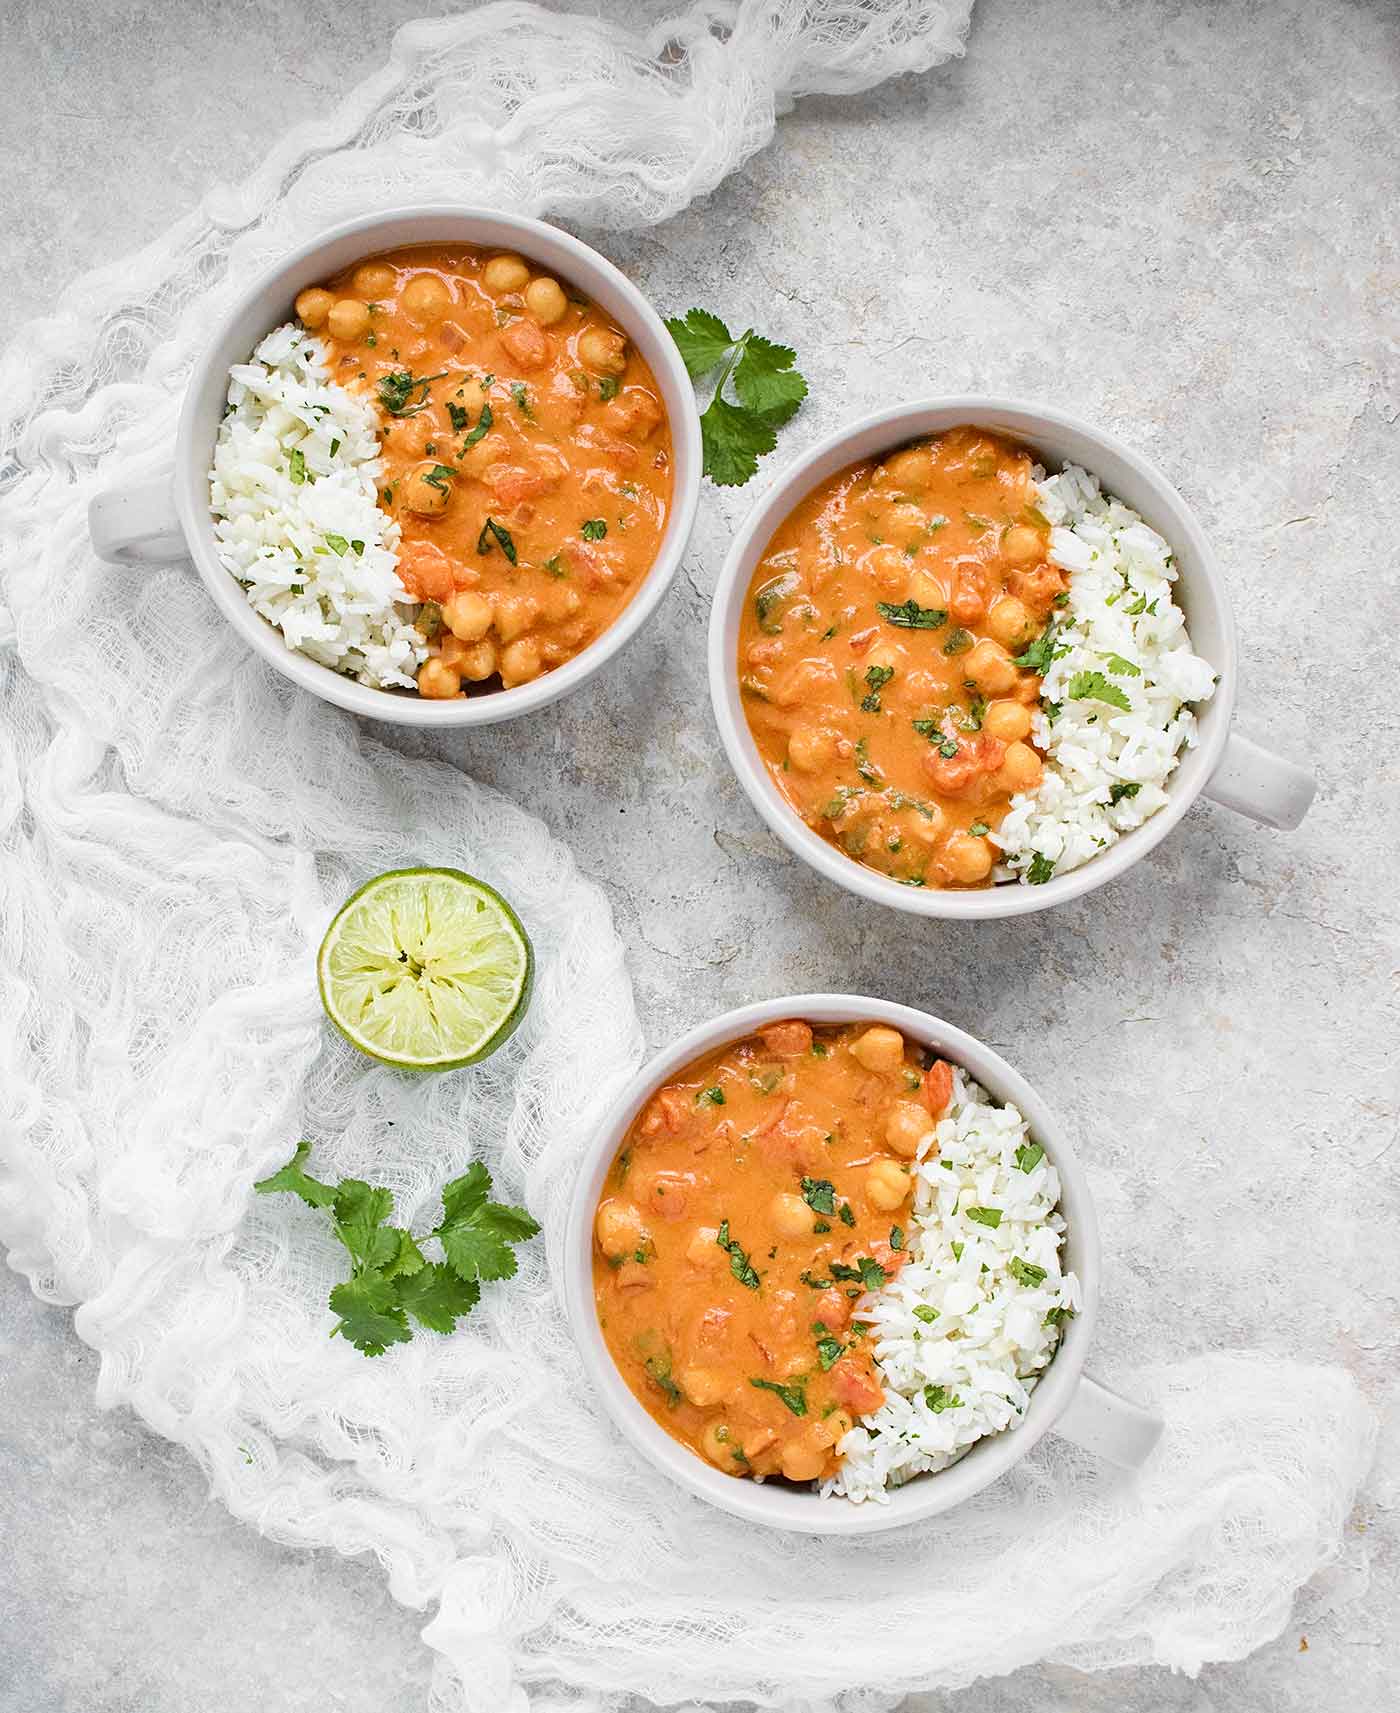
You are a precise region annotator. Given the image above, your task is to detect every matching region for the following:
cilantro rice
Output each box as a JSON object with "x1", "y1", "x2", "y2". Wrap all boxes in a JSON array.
[
  {"x1": 996, "y1": 465, "x2": 1217, "y2": 884},
  {"x1": 209, "y1": 323, "x2": 427, "y2": 689},
  {"x1": 827, "y1": 1067, "x2": 1078, "y2": 1502}
]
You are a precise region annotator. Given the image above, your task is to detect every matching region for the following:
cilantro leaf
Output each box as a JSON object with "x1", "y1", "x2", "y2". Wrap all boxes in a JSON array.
[
  {"x1": 1025, "y1": 852, "x2": 1057, "y2": 885},
  {"x1": 663, "y1": 307, "x2": 735, "y2": 378},
  {"x1": 715, "y1": 1219, "x2": 761, "y2": 1289},
  {"x1": 1013, "y1": 620, "x2": 1059, "y2": 674},
  {"x1": 394, "y1": 1262, "x2": 482, "y2": 1334},
  {"x1": 1068, "y1": 670, "x2": 1132, "y2": 711},
  {"x1": 433, "y1": 1162, "x2": 542, "y2": 1283},
  {"x1": 665, "y1": 310, "x2": 807, "y2": 487},
  {"x1": 1014, "y1": 1141, "x2": 1045, "y2": 1173},
  {"x1": 749, "y1": 1377, "x2": 808, "y2": 1417},
  {"x1": 254, "y1": 1141, "x2": 336, "y2": 1209},
  {"x1": 732, "y1": 333, "x2": 808, "y2": 425},
  {"x1": 801, "y1": 1177, "x2": 836, "y2": 1215},
  {"x1": 1109, "y1": 781, "x2": 1142, "y2": 805},
  {"x1": 923, "y1": 1384, "x2": 963, "y2": 1413},
  {"x1": 476, "y1": 516, "x2": 517, "y2": 564},
  {"x1": 328, "y1": 1272, "x2": 412, "y2": 1357},
  {"x1": 913, "y1": 1303, "x2": 939, "y2": 1324},
  {"x1": 965, "y1": 1205, "x2": 1002, "y2": 1228},
  {"x1": 331, "y1": 1179, "x2": 399, "y2": 1269},
  {"x1": 1104, "y1": 653, "x2": 1141, "y2": 677},
  {"x1": 1008, "y1": 1256, "x2": 1048, "y2": 1288},
  {"x1": 461, "y1": 401, "x2": 493, "y2": 448},
  {"x1": 700, "y1": 394, "x2": 778, "y2": 487},
  {"x1": 876, "y1": 599, "x2": 947, "y2": 630},
  {"x1": 816, "y1": 1336, "x2": 844, "y2": 1371}
]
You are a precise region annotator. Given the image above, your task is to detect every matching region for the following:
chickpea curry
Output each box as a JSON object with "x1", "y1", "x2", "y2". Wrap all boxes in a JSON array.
[
  {"x1": 294, "y1": 245, "x2": 673, "y2": 697},
  {"x1": 737, "y1": 428, "x2": 1068, "y2": 888},
  {"x1": 593, "y1": 1019, "x2": 955, "y2": 1486}
]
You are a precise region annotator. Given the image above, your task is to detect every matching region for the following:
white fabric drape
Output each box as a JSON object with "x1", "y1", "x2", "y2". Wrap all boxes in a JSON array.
[{"x1": 0, "y1": 5, "x2": 1375, "y2": 1709}]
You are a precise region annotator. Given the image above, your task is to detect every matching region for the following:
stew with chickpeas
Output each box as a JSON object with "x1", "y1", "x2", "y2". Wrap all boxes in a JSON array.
[
  {"x1": 737, "y1": 428, "x2": 1066, "y2": 887},
  {"x1": 294, "y1": 245, "x2": 673, "y2": 697},
  {"x1": 593, "y1": 1019, "x2": 954, "y2": 1486}
]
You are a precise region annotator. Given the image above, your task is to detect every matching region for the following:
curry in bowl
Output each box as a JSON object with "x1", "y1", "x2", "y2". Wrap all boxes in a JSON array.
[
  {"x1": 210, "y1": 243, "x2": 673, "y2": 698},
  {"x1": 736, "y1": 427, "x2": 1215, "y2": 890},
  {"x1": 592, "y1": 1017, "x2": 1077, "y2": 1500}
]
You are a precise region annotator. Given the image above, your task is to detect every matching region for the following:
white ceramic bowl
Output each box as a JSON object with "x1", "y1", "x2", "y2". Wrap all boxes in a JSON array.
[
  {"x1": 565, "y1": 993, "x2": 1161, "y2": 1536},
  {"x1": 708, "y1": 399, "x2": 1315, "y2": 919},
  {"x1": 89, "y1": 206, "x2": 701, "y2": 727}
]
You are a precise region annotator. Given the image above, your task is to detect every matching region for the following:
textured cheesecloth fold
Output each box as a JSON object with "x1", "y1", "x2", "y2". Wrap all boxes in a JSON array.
[{"x1": 0, "y1": 5, "x2": 1376, "y2": 1709}]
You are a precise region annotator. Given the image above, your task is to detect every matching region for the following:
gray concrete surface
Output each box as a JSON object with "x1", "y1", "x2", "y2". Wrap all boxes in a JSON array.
[{"x1": 3, "y1": 0, "x2": 1397, "y2": 1709}]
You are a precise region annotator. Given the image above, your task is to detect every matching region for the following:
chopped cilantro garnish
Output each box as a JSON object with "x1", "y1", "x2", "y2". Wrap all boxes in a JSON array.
[
  {"x1": 889, "y1": 1225, "x2": 905, "y2": 1251},
  {"x1": 876, "y1": 599, "x2": 948, "y2": 630},
  {"x1": 447, "y1": 402, "x2": 469, "y2": 432},
  {"x1": 597, "y1": 375, "x2": 620, "y2": 402},
  {"x1": 476, "y1": 517, "x2": 517, "y2": 564},
  {"x1": 715, "y1": 1219, "x2": 760, "y2": 1290},
  {"x1": 838, "y1": 1202, "x2": 856, "y2": 1228},
  {"x1": 510, "y1": 382, "x2": 532, "y2": 418},
  {"x1": 830, "y1": 1256, "x2": 887, "y2": 1290},
  {"x1": 942, "y1": 627, "x2": 973, "y2": 656},
  {"x1": 461, "y1": 401, "x2": 493, "y2": 448},
  {"x1": 287, "y1": 448, "x2": 308, "y2": 485},
  {"x1": 1109, "y1": 781, "x2": 1142, "y2": 805},
  {"x1": 912, "y1": 1303, "x2": 939, "y2": 1324},
  {"x1": 801, "y1": 1177, "x2": 836, "y2": 1215},
  {"x1": 1044, "y1": 1305, "x2": 1076, "y2": 1328},
  {"x1": 1104, "y1": 653, "x2": 1141, "y2": 677},
  {"x1": 861, "y1": 664, "x2": 894, "y2": 712},
  {"x1": 1013, "y1": 620, "x2": 1059, "y2": 674},
  {"x1": 1068, "y1": 670, "x2": 1132, "y2": 711},
  {"x1": 1008, "y1": 1256, "x2": 1048, "y2": 1287},
  {"x1": 324, "y1": 533, "x2": 349, "y2": 556},
  {"x1": 580, "y1": 518, "x2": 607, "y2": 541},
  {"x1": 1014, "y1": 1142, "x2": 1045, "y2": 1173},
  {"x1": 965, "y1": 1205, "x2": 1002, "y2": 1228},
  {"x1": 696, "y1": 1085, "x2": 726, "y2": 1107},
  {"x1": 749, "y1": 1377, "x2": 807, "y2": 1416},
  {"x1": 815, "y1": 1336, "x2": 844, "y2": 1371},
  {"x1": 376, "y1": 368, "x2": 446, "y2": 417},
  {"x1": 969, "y1": 820, "x2": 989, "y2": 837},
  {"x1": 1025, "y1": 852, "x2": 1056, "y2": 885},
  {"x1": 422, "y1": 462, "x2": 458, "y2": 495},
  {"x1": 854, "y1": 737, "x2": 882, "y2": 784},
  {"x1": 923, "y1": 1384, "x2": 963, "y2": 1413}
]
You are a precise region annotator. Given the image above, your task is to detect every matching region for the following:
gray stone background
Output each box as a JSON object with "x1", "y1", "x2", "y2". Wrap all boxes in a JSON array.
[{"x1": 2, "y1": 0, "x2": 1397, "y2": 1709}]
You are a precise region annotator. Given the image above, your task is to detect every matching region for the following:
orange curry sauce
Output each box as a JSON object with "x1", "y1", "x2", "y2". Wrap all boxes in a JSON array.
[
  {"x1": 737, "y1": 428, "x2": 1068, "y2": 888},
  {"x1": 296, "y1": 244, "x2": 673, "y2": 697},
  {"x1": 593, "y1": 1020, "x2": 955, "y2": 1486}
]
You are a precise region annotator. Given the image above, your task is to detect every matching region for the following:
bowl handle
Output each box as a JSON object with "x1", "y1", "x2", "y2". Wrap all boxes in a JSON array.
[
  {"x1": 89, "y1": 473, "x2": 188, "y2": 566},
  {"x1": 1054, "y1": 1372, "x2": 1162, "y2": 1467},
  {"x1": 1202, "y1": 727, "x2": 1315, "y2": 830}
]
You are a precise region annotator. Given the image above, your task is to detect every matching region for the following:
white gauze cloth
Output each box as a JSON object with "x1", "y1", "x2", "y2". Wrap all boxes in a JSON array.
[{"x1": 0, "y1": 5, "x2": 1376, "y2": 1710}]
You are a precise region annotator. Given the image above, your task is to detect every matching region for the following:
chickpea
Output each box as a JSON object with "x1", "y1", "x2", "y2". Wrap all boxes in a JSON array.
[
  {"x1": 401, "y1": 273, "x2": 453, "y2": 325},
  {"x1": 438, "y1": 634, "x2": 475, "y2": 672},
  {"x1": 771, "y1": 1192, "x2": 813, "y2": 1240},
  {"x1": 986, "y1": 595, "x2": 1032, "y2": 648},
  {"x1": 294, "y1": 286, "x2": 333, "y2": 329},
  {"x1": 524, "y1": 276, "x2": 568, "y2": 325},
  {"x1": 457, "y1": 638, "x2": 498, "y2": 682},
  {"x1": 540, "y1": 582, "x2": 582, "y2": 622},
  {"x1": 499, "y1": 637, "x2": 543, "y2": 688},
  {"x1": 850, "y1": 1025, "x2": 905, "y2": 1075},
  {"x1": 441, "y1": 589, "x2": 493, "y2": 643},
  {"x1": 866, "y1": 1157, "x2": 911, "y2": 1211},
  {"x1": 702, "y1": 1421, "x2": 740, "y2": 1469},
  {"x1": 483, "y1": 253, "x2": 530, "y2": 295},
  {"x1": 983, "y1": 698, "x2": 1033, "y2": 743},
  {"x1": 679, "y1": 1367, "x2": 727, "y2": 1408},
  {"x1": 760, "y1": 1020, "x2": 812, "y2": 1058},
  {"x1": 780, "y1": 1436, "x2": 827, "y2": 1483},
  {"x1": 813, "y1": 1410, "x2": 854, "y2": 1450},
  {"x1": 879, "y1": 445, "x2": 934, "y2": 493},
  {"x1": 686, "y1": 1224, "x2": 720, "y2": 1265},
  {"x1": 994, "y1": 740, "x2": 1044, "y2": 796},
  {"x1": 402, "y1": 460, "x2": 453, "y2": 516},
  {"x1": 326, "y1": 298, "x2": 371, "y2": 342},
  {"x1": 387, "y1": 414, "x2": 435, "y2": 458},
  {"x1": 886, "y1": 1101, "x2": 937, "y2": 1159},
  {"x1": 964, "y1": 638, "x2": 1018, "y2": 695},
  {"x1": 595, "y1": 1198, "x2": 644, "y2": 1259},
  {"x1": 866, "y1": 546, "x2": 908, "y2": 592},
  {"x1": 906, "y1": 569, "x2": 947, "y2": 610},
  {"x1": 351, "y1": 261, "x2": 396, "y2": 299},
  {"x1": 904, "y1": 804, "x2": 947, "y2": 845},
  {"x1": 492, "y1": 592, "x2": 540, "y2": 644},
  {"x1": 614, "y1": 1260, "x2": 653, "y2": 1291},
  {"x1": 578, "y1": 325, "x2": 628, "y2": 375},
  {"x1": 416, "y1": 657, "x2": 461, "y2": 699},
  {"x1": 945, "y1": 830, "x2": 995, "y2": 884},
  {"x1": 788, "y1": 724, "x2": 836, "y2": 773},
  {"x1": 1002, "y1": 523, "x2": 1041, "y2": 564}
]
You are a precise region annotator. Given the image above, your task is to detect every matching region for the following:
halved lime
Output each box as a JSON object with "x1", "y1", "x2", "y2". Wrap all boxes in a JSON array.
[{"x1": 317, "y1": 868, "x2": 533, "y2": 1071}]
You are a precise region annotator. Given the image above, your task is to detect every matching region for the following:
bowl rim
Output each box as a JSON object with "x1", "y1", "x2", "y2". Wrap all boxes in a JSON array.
[
  {"x1": 706, "y1": 396, "x2": 1238, "y2": 917},
  {"x1": 175, "y1": 204, "x2": 702, "y2": 727},
  {"x1": 563, "y1": 993, "x2": 1101, "y2": 1536}
]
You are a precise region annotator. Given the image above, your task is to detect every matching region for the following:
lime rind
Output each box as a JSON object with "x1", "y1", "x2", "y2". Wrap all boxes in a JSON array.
[{"x1": 318, "y1": 868, "x2": 533, "y2": 1071}]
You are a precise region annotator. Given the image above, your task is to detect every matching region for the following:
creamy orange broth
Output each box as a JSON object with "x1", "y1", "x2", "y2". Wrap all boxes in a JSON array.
[
  {"x1": 737, "y1": 428, "x2": 1067, "y2": 887},
  {"x1": 294, "y1": 245, "x2": 672, "y2": 697},
  {"x1": 593, "y1": 1020, "x2": 955, "y2": 1485}
]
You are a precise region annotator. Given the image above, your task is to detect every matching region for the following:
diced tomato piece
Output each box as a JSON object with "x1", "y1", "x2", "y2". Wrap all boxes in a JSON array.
[
  {"x1": 829, "y1": 1357, "x2": 884, "y2": 1417},
  {"x1": 395, "y1": 539, "x2": 458, "y2": 602},
  {"x1": 922, "y1": 1058, "x2": 954, "y2": 1118},
  {"x1": 500, "y1": 319, "x2": 550, "y2": 370},
  {"x1": 639, "y1": 1085, "x2": 692, "y2": 1139},
  {"x1": 759, "y1": 1020, "x2": 812, "y2": 1059}
]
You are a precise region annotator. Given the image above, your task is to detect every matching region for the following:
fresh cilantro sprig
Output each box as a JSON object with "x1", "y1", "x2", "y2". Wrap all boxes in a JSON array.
[
  {"x1": 664, "y1": 307, "x2": 807, "y2": 487},
  {"x1": 254, "y1": 1144, "x2": 540, "y2": 1356}
]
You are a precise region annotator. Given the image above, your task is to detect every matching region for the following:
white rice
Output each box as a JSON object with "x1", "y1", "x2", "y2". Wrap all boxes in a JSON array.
[
  {"x1": 827, "y1": 1069, "x2": 1079, "y2": 1502},
  {"x1": 994, "y1": 464, "x2": 1217, "y2": 884},
  {"x1": 209, "y1": 323, "x2": 427, "y2": 689}
]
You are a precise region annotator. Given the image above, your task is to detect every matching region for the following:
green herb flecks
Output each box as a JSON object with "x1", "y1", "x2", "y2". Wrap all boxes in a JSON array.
[
  {"x1": 377, "y1": 369, "x2": 447, "y2": 418},
  {"x1": 697, "y1": 1085, "x2": 726, "y2": 1107},
  {"x1": 476, "y1": 517, "x2": 517, "y2": 564},
  {"x1": 876, "y1": 599, "x2": 947, "y2": 630},
  {"x1": 801, "y1": 1177, "x2": 836, "y2": 1216},
  {"x1": 461, "y1": 401, "x2": 493, "y2": 449},
  {"x1": 716, "y1": 1219, "x2": 761, "y2": 1290},
  {"x1": 965, "y1": 1205, "x2": 1002, "y2": 1229},
  {"x1": 1109, "y1": 781, "x2": 1142, "y2": 805},
  {"x1": 1068, "y1": 670, "x2": 1132, "y2": 712},
  {"x1": 1014, "y1": 1142, "x2": 1045, "y2": 1173},
  {"x1": 749, "y1": 1377, "x2": 808, "y2": 1416},
  {"x1": 580, "y1": 518, "x2": 607, "y2": 541},
  {"x1": 1008, "y1": 1256, "x2": 1048, "y2": 1288},
  {"x1": 923, "y1": 1384, "x2": 963, "y2": 1413},
  {"x1": 860, "y1": 664, "x2": 895, "y2": 712}
]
